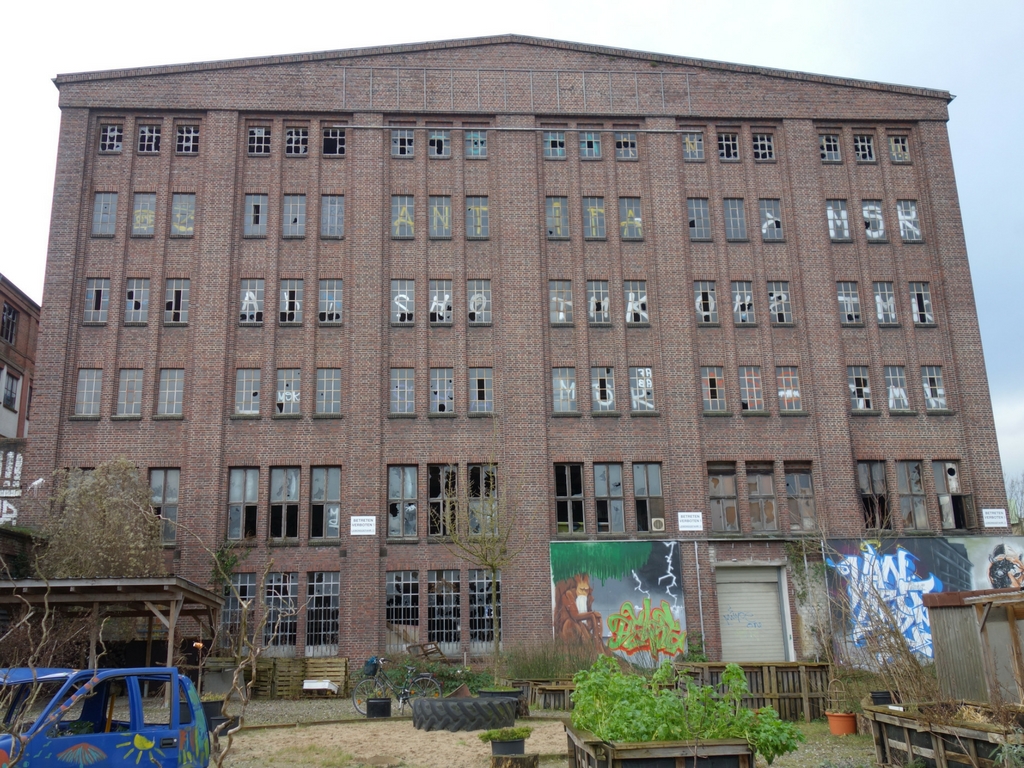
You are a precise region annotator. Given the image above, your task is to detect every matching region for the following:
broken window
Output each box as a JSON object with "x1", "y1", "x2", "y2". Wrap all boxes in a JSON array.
[
  {"x1": 682, "y1": 131, "x2": 704, "y2": 160},
  {"x1": 747, "y1": 466, "x2": 777, "y2": 531},
  {"x1": 819, "y1": 134, "x2": 841, "y2": 162},
  {"x1": 282, "y1": 195, "x2": 306, "y2": 238},
  {"x1": 853, "y1": 134, "x2": 875, "y2": 162},
  {"x1": 150, "y1": 468, "x2": 178, "y2": 544},
  {"x1": 701, "y1": 366, "x2": 727, "y2": 412},
  {"x1": 99, "y1": 124, "x2": 122, "y2": 153},
  {"x1": 321, "y1": 195, "x2": 345, "y2": 238},
  {"x1": 429, "y1": 196, "x2": 451, "y2": 238},
  {"x1": 427, "y1": 569, "x2": 460, "y2": 652},
  {"x1": 897, "y1": 200, "x2": 922, "y2": 242},
  {"x1": 132, "y1": 192, "x2": 156, "y2": 236},
  {"x1": 718, "y1": 132, "x2": 739, "y2": 160},
  {"x1": 428, "y1": 280, "x2": 452, "y2": 324},
  {"x1": 768, "y1": 281, "x2": 792, "y2": 324},
  {"x1": 885, "y1": 366, "x2": 909, "y2": 410},
  {"x1": 388, "y1": 465, "x2": 418, "y2": 538},
  {"x1": 392, "y1": 195, "x2": 415, "y2": 238},
  {"x1": 124, "y1": 278, "x2": 149, "y2": 324},
  {"x1": 922, "y1": 366, "x2": 946, "y2": 410},
  {"x1": 243, "y1": 194, "x2": 268, "y2": 237},
  {"x1": 760, "y1": 199, "x2": 784, "y2": 241},
  {"x1": 92, "y1": 192, "x2": 117, "y2": 236},
  {"x1": 264, "y1": 572, "x2": 298, "y2": 646},
  {"x1": 428, "y1": 130, "x2": 451, "y2": 158},
  {"x1": 235, "y1": 369, "x2": 260, "y2": 415},
  {"x1": 873, "y1": 282, "x2": 897, "y2": 324},
  {"x1": 390, "y1": 368, "x2": 415, "y2": 414},
  {"x1": 164, "y1": 278, "x2": 190, "y2": 324},
  {"x1": 752, "y1": 134, "x2": 775, "y2": 161},
  {"x1": 319, "y1": 279, "x2": 343, "y2": 324},
  {"x1": 546, "y1": 197, "x2": 569, "y2": 239},
  {"x1": 629, "y1": 367, "x2": 655, "y2": 412},
  {"x1": 739, "y1": 366, "x2": 764, "y2": 411},
  {"x1": 316, "y1": 369, "x2": 341, "y2": 415},
  {"x1": 910, "y1": 282, "x2": 933, "y2": 324},
  {"x1": 934, "y1": 460, "x2": 974, "y2": 529},
  {"x1": 391, "y1": 279, "x2": 414, "y2": 324},
  {"x1": 898, "y1": 461, "x2": 928, "y2": 530},
  {"x1": 285, "y1": 127, "x2": 308, "y2": 156},
  {"x1": 75, "y1": 369, "x2": 102, "y2": 416},
  {"x1": 554, "y1": 463, "x2": 585, "y2": 533},
  {"x1": 428, "y1": 464, "x2": 456, "y2": 536},
  {"x1": 171, "y1": 193, "x2": 195, "y2": 237},
  {"x1": 430, "y1": 368, "x2": 454, "y2": 414},
  {"x1": 889, "y1": 135, "x2": 910, "y2": 163},
  {"x1": 633, "y1": 463, "x2": 664, "y2": 532},
  {"x1": 84, "y1": 278, "x2": 110, "y2": 323},
  {"x1": 322, "y1": 127, "x2": 345, "y2": 156},
  {"x1": 694, "y1": 281, "x2": 718, "y2": 324},
  {"x1": 709, "y1": 464, "x2": 738, "y2": 532},
  {"x1": 848, "y1": 366, "x2": 872, "y2": 410},
  {"x1": 279, "y1": 279, "x2": 303, "y2": 324},
  {"x1": 386, "y1": 571, "x2": 419, "y2": 653},
  {"x1": 549, "y1": 280, "x2": 573, "y2": 324},
  {"x1": 862, "y1": 200, "x2": 885, "y2": 241},
  {"x1": 228, "y1": 468, "x2": 259, "y2": 540},
  {"x1": 688, "y1": 198, "x2": 711, "y2": 240},
  {"x1": 615, "y1": 132, "x2": 638, "y2": 159},
  {"x1": 465, "y1": 130, "x2": 487, "y2": 157},
  {"x1": 469, "y1": 464, "x2": 498, "y2": 535},
  {"x1": 1, "y1": 303, "x2": 17, "y2": 344},
  {"x1": 117, "y1": 369, "x2": 143, "y2": 416},
  {"x1": 587, "y1": 281, "x2": 610, "y2": 324},
  {"x1": 223, "y1": 572, "x2": 256, "y2": 640},
  {"x1": 391, "y1": 129, "x2": 414, "y2": 157},
  {"x1": 543, "y1": 131, "x2": 566, "y2": 158},
  {"x1": 732, "y1": 281, "x2": 755, "y2": 325},
  {"x1": 466, "y1": 196, "x2": 489, "y2": 238},
  {"x1": 276, "y1": 369, "x2": 300, "y2": 415},
  {"x1": 552, "y1": 368, "x2": 577, "y2": 412},
  {"x1": 785, "y1": 466, "x2": 816, "y2": 531},
  {"x1": 776, "y1": 366, "x2": 801, "y2": 411},
  {"x1": 624, "y1": 281, "x2": 649, "y2": 324},
  {"x1": 591, "y1": 367, "x2": 616, "y2": 412},
  {"x1": 176, "y1": 125, "x2": 199, "y2": 154},
  {"x1": 469, "y1": 368, "x2": 493, "y2": 413},
  {"x1": 307, "y1": 572, "x2": 340, "y2": 649},
  {"x1": 595, "y1": 463, "x2": 624, "y2": 533},
  {"x1": 239, "y1": 279, "x2": 264, "y2": 324},
  {"x1": 579, "y1": 131, "x2": 601, "y2": 158},
  {"x1": 826, "y1": 199, "x2": 850, "y2": 241},
  {"x1": 858, "y1": 460, "x2": 889, "y2": 529},
  {"x1": 269, "y1": 467, "x2": 299, "y2": 538},
  {"x1": 723, "y1": 198, "x2": 746, "y2": 240},
  {"x1": 248, "y1": 126, "x2": 271, "y2": 155},
  {"x1": 583, "y1": 197, "x2": 606, "y2": 238},
  {"x1": 467, "y1": 280, "x2": 491, "y2": 324},
  {"x1": 619, "y1": 197, "x2": 643, "y2": 240},
  {"x1": 468, "y1": 569, "x2": 500, "y2": 650},
  {"x1": 837, "y1": 281, "x2": 861, "y2": 324},
  {"x1": 158, "y1": 369, "x2": 184, "y2": 416}
]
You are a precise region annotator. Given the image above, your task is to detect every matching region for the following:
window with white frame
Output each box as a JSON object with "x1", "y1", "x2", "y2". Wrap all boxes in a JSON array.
[
  {"x1": 469, "y1": 464, "x2": 497, "y2": 535},
  {"x1": 718, "y1": 132, "x2": 739, "y2": 160},
  {"x1": 164, "y1": 279, "x2": 189, "y2": 324},
  {"x1": 264, "y1": 572, "x2": 298, "y2": 647},
  {"x1": 428, "y1": 280, "x2": 452, "y2": 324},
  {"x1": 125, "y1": 278, "x2": 149, "y2": 324},
  {"x1": 709, "y1": 464, "x2": 739, "y2": 532},
  {"x1": 688, "y1": 198, "x2": 711, "y2": 240},
  {"x1": 587, "y1": 281, "x2": 610, "y2": 323},
  {"x1": 826, "y1": 200, "x2": 850, "y2": 241},
  {"x1": 546, "y1": 197, "x2": 569, "y2": 239},
  {"x1": 819, "y1": 134, "x2": 841, "y2": 162},
  {"x1": 92, "y1": 193, "x2": 117, "y2": 236},
  {"x1": 786, "y1": 465, "x2": 816, "y2": 531},
  {"x1": 579, "y1": 131, "x2": 601, "y2": 158},
  {"x1": 910, "y1": 282, "x2": 934, "y2": 324},
  {"x1": 117, "y1": 369, "x2": 143, "y2": 416},
  {"x1": 158, "y1": 369, "x2": 184, "y2": 416},
  {"x1": 724, "y1": 198, "x2": 746, "y2": 240},
  {"x1": 467, "y1": 280, "x2": 491, "y2": 324},
  {"x1": 776, "y1": 366, "x2": 801, "y2": 411},
  {"x1": 239, "y1": 279, "x2": 264, "y2": 324},
  {"x1": 307, "y1": 572, "x2": 340, "y2": 651},
  {"x1": 99, "y1": 124, "x2": 122, "y2": 153},
  {"x1": 747, "y1": 466, "x2": 778, "y2": 531},
  {"x1": 282, "y1": 195, "x2": 305, "y2": 238},
  {"x1": 732, "y1": 281, "x2": 755, "y2": 325},
  {"x1": 874, "y1": 282, "x2": 897, "y2": 324},
  {"x1": 176, "y1": 125, "x2": 199, "y2": 154},
  {"x1": 84, "y1": 278, "x2": 110, "y2": 322},
  {"x1": 285, "y1": 127, "x2": 308, "y2": 156},
  {"x1": 595, "y1": 463, "x2": 624, "y2": 533},
  {"x1": 430, "y1": 368, "x2": 454, "y2": 414},
  {"x1": 619, "y1": 198, "x2": 643, "y2": 240},
  {"x1": 318, "y1": 280, "x2": 343, "y2": 324},
  {"x1": 321, "y1": 195, "x2": 344, "y2": 238},
  {"x1": 465, "y1": 130, "x2": 487, "y2": 157},
  {"x1": 591, "y1": 367, "x2": 616, "y2": 411},
  {"x1": 853, "y1": 134, "x2": 875, "y2": 162},
  {"x1": 428, "y1": 130, "x2": 450, "y2": 158},
  {"x1": 848, "y1": 366, "x2": 872, "y2": 410},
  {"x1": 862, "y1": 200, "x2": 885, "y2": 241},
  {"x1": 629, "y1": 367, "x2": 655, "y2": 412},
  {"x1": 388, "y1": 465, "x2": 418, "y2": 538},
  {"x1": 391, "y1": 129, "x2": 414, "y2": 156},
  {"x1": 552, "y1": 368, "x2": 577, "y2": 412},
  {"x1": 428, "y1": 464, "x2": 456, "y2": 536},
  {"x1": 75, "y1": 369, "x2": 102, "y2": 416},
  {"x1": 235, "y1": 369, "x2": 260, "y2": 415},
  {"x1": 898, "y1": 461, "x2": 928, "y2": 530},
  {"x1": 243, "y1": 194, "x2": 268, "y2": 237},
  {"x1": 759, "y1": 199, "x2": 784, "y2": 241},
  {"x1": 132, "y1": 193, "x2": 156, "y2": 236},
  {"x1": 276, "y1": 369, "x2": 300, "y2": 415},
  {"x1": 269, "y1": 467, "x2": 299, "y2": 539},
  {"x1": 279, "y1": 279, "x2": 303, "y2": 324},
  {"x1": 694, "y1": 281, "x2": 717, "y2": 324},
  {"x1": 922, "y1": 366, "x2": 947, "y2": 410},
  {"x1": 634, "y1": 463, "x2": 664, "y2": 532},
  {"x1": 322, "y1": 127, "x2": 346, "y2": 156},
  {"x1": 624, "y1": 281, "x2": 649, "y2": 324},
  {"x1": 429, "y1": 196, "x2": 451, "y2": 239},
  {"x1": 392, "y1": 195, "x2": 415, "y2": 238},
  {"x1": 386, "y1": 571, "x2": 419, "y2": 653},
  {"x1": 1, "y1": 303, "x2": 17, "y2": 344},
  {"x1": 897, "y1": 200, "x2": 922, "y2": 242},
  {"x1": 466, "y1": 196, "x2": 489, "y2": 238},
  {"x1": 222, "y1": 572, "x2": 256, "y2": 641},
  {"x1": 227, "y1": 467, "x2": 258, "y2": 540},
  {"x1": 468, "y1": 569, "x2": 500, "y2": 651},
  {"x1": 739, "y1": 366, "x2": 764, "y2": 411},
  {"x1": 682, "y1": 131, "x2": 704, "y2": 160},
  {"x1": 752, "y1": 133, "x2": 775, "y2": 161},
  {"x1": 701, "y1": 366, "x2": 727, "y2": 412},
  {"x1": 549, "y1": 280, "x2": 573, "y2": 323},
  {"x1": 837, "y1": 282, "x2": 861, "y2": 324},
  {"x1": 583, "y1": 197, "x2": 606, "y2": 238},
  {"x1": 889, "y1": 135, "x2": 910, "y2": 163},
  {"x1": 768, "y1": 281, "x2": 792, "y2": 324},
  {"x1": 171, "y1": 193, "x2": 195, "y2": 237},
  {"x1": 427, "y1": 569, "x2": 460, "y2": 652},
  {"x1": 543, "y1": 131, "x2": 566, "y2": 158},
  {"x1": 615, "y1": 132, "x2": 638, "y2": 159},
  {"x1": 391, "y1": 280, "x2": 415, "y2": 324},
  {"x1": 150, "y1": 468, "x2": 178, "y2": 544},
  {"x1": 554, "y1": 463, "x2": 584, "y2": 533},
  {"x1": 390, "y1": 368, "x2": 415, "y2": 414},
  {"x1": 316, "y1": 369, "x2": 341, "y2": 414},
  {"x1": 469, "y1": 368, "x2": 493, "y2": 413},
  {"x1": 248, "y1": 127, "x2": 271, "y2": 155},
  {"x1": 885, "y1": 366, "x2": 910, "y2": 410}
]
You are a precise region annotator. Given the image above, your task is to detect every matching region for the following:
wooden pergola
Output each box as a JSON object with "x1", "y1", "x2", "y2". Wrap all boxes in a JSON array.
[{"x1": 0, "y1": 577, "x2": 223, "y2": 669}]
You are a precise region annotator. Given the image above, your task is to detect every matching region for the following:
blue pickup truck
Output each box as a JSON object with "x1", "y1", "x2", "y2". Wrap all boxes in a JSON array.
[{"x1": 0, "y1": 667, "x2": 210, "y2": 767}]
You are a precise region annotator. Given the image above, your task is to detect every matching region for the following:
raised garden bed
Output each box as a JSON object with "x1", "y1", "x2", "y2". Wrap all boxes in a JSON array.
[{"x1": 566, "y1": 724, "x2": 752, "y2": 768}]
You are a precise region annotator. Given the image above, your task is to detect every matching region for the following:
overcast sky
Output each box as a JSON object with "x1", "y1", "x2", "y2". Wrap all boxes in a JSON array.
[{"x1": 4, "y1": 0, "x2": 1022, "y2": 483}]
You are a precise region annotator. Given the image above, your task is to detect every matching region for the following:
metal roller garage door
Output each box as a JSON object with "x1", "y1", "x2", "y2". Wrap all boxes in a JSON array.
[{"x1": 716, "y1": 567, "x2": 786, "y2": 661}]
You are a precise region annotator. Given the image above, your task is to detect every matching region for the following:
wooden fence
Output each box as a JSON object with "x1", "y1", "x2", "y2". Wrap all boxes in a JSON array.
[
  {"x1": 674, "y1": 662, "x2": 831, "y2": 722},
  {"x1": 205, "y1": 656, "x2": 349, "y2": 699}
]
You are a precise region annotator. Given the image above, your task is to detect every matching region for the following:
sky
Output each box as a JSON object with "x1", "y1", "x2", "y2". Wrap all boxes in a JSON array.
[{"x1": 3, "y1": 0, "x2": 1023, "y2": 482}]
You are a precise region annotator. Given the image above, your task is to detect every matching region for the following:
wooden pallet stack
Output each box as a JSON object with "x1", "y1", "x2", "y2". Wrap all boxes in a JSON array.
[
  {"x1": 274, "y1": 658, "x2": 305, "y2": 698},
  {"x1": 305, "y1": 658, "x2": 349, "y2": 696}
]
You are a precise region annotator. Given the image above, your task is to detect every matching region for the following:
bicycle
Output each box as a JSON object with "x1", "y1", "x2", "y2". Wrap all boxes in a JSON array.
[{"x1": 351, "y1": 656, "x2": 442, "y2": 714}]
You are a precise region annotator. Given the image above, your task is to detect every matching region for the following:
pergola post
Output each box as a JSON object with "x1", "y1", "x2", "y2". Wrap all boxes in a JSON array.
[{"x1": 88, "y1": 602, "x2": 99, "y2": 669}]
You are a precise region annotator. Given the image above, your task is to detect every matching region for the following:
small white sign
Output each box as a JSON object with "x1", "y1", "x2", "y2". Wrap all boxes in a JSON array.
[
  {"x1": 983, "y1": 508, "x2": 1009, "y2": 528},
  {"x1": 677, "y1": 512, "x2": 704, "y2": 531},
  {"x1": 350, "y1": 516, "x2": 377, "y2": 536}
]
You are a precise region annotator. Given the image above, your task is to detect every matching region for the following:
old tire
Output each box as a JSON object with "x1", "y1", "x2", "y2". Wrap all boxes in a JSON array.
[{"x1": 411, "y1": 696, "x2": 516, "y2": 732}]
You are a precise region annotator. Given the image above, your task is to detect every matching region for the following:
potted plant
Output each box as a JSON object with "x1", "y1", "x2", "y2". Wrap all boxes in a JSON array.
[
  {"x1": 479, "y1": 726, "x2": 533, "y2": 756},
  {"x1": 825, "y1": 677, "x2": 857, "y2": 736}
]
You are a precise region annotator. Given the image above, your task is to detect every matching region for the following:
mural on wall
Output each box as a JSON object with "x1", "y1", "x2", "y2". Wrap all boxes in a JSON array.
[{"x1": 550, "y1": 540, "x2": 685, "y2": 667}]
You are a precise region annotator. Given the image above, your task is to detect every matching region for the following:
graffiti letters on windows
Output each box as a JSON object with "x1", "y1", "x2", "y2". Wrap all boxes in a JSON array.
[
  {"x1": 682, "y1": 131, "x2": 704, "y2": 160},
  {"x1": 428, "y1": 570, "x2": 461, "y2": 654},
  {"x1": 739, "y1": 366, "x2": 763, "y2": 411},
  {"x1": 874, "y1": 282, "x2": 897, "y2": 325},
  {"x1": 466, "y1": 196, "x2": 489, "y2": 238},
  {"x1": 889, "y1": 135, "x2": 910, "y2": 163},
  {"x1": 579, "y1": 131, "x2": 601, "y2": 158},
  {"x1": 282, "y1": 195, "x2": 306, "y2": 238},
  {"x1": 264, "y1": 572, "x2": 297, "y2": 647},
  {"x1": 552, "y1": 368, "x2": 577, "y2": 412},
  {"x1": 276, "y1": 369, "x2": 300, "y2": 415},
  {"x1": 388, "y1": 465, "x2": 418, "y2": 539},
  {"x1": 392, "y1": 195, "x2": 414, "y2": 238},
  {"x1": 310, "y1": 467, "x2": 341, "y2": 539},
  {"x1": 768, "y1": 281, "x2": 792, "y2": 324},
  {"x1": 318, "y1": 279, "x2": 343, "y2": 324},
  {"x1": 157, "y1": 369, "x2": 184, "y2": 416},
  {"x1": 243, "y1": 194, "x2": 267, "y2": 237},
  {"x1": 615, "y1": 132, "x2": 638, "y2": 160},
  {"x1": 84, "y1": 278, "x2": 110, "y2": 323},
  {"x1": 429, "y1": 196, "x2": 451, "y2": 239},
  {"x1": 429, "y1": 280, "x2": 452, "y2": 324},
  {"x1": 587, "y1": 281, "x2": 610, "y2": 324},
  {"x1": 688, "y1": 198, "x2": 711, "y2": 240},
  {"x1": 776, "y1": 366, "x2": 801, "y2": 411},
  {"x1": 709, "y1": 464, "x2": 738, "y2": 532},
  {"x1": 853, "y1": 134, "x2": 875, "y2": 162},
  {"x1": 549, "y1": 280, "x2": 573, "y2": 324},
  {"x1": 322, "y1": 127, "x2": 346, "y2": 156},
  {"x1": 164, "y1": 278, "x2": 189, "y2": 324},
  {"x1": 465, "y1": 130, "x2": 487, "y2": 157},
  {"x1": 826, "y1": 199, "x2": 850, "y2": 241},
  {"x1": 428, "y1": 130, "x2": 450, "y2": 158},
  {"x1": 862, "y1": 200, "x2": 885, "y2": 241},
  {"x1": 469, "y1": 464, "x2": 497, "y2": 535},
  {"x1": 428, "y1": 464, "x2": 456, "y2": 536},
  {"x1": 307, "y1": 572, "x2": 340, "y2": 653},
  {"x1": 248, "y1": 126, "x2": 271, "y2": 156},
  {"x1": 316, "y1": 369, "x2": 341, "y2": 415},
  {"x1": 171, "y1": 193, "x2": 195, "y2": 237},
  {"x1": 694, "y1": 281, "x2": 717, "y2": 324},
  {"x1": 820, "y1": 134, "x2": 841, "y2": 162},
  {"x1": 857, "y1": 460, "x2": 890, "y2": 529},
  {"x1": 732, "y1": 281, "x2": 755, "y2": 325},
  {"x1": 391, "y1": 129, "x2": 414, "y2": 157},
  {"x1": 546, "y1": 197, "x2": 569, "y2": 239},
  {"x1": 227, "y1": 467, "x2": 258, "y2": 540},
  {"x1": 898, "y1": 461, "x2": 929, "y2": 530},
  {"x1": 321, "y1": 195, "x2": 345, "y2": 238},
  {"x1": 469, "y1": 569, "x2": 501, "y2": 652},
  {"x1": 723, "y1": 198, "x2": 746, "y2": 240},
  {"x1": 591, "y1": 367, "x2": 615, "y2": 412},
  {"x1": 619, "y1": 197, "x2": 643, "y2": 240},
  {"x1": 634, "y1": 463, "x2": 664, "y2": 532},
  {"x1": 132, "y1": 193, "x2": 156, "y2": 237},
  {"x1": 837, "y1": 281, "x2": 861, "y2": 324},
  {"x1": 391, "y1": 280, "x2": 414, "y2": 324},
  {"x1": 595, "y1": 464, "x2": 624, "y2": 533},
  {"x1": 910, "y1": 282, "x2": 933, "y2": 324},
  {"x1": 430, "y1": 368, "x2": 454, "y2": 414},
  {"x1": 279, "y1": 279, "x2": 303, "y2": 324},
  {"x1": 717, "y1": 132, "x2": 739, "y2": 160},
  {"x1": 543, "y1": 131, "x2": 566, "y2": 158},
  {"x1": 469, "y1": 368, "x2": 493, "y2": 413},
  {"x1": 124, "y1": 278, "x2": 149, "y2": 324},
  {"x1": 150, "y1": 468, "x2": 178, "y2": 544},
  {"x1": 467, "y1": 280, "x2": 491, "y2": 324},
  {"x1": 921, "y1": 366, "x2": 946, "y2": 410},
  {"x1": 239, "y1": 279, "x2": 264, "y2": 324},
  {"x1": 390, "y1": 368, "x2": 415, "y2": 414},
  {"x1": 285, "y1": 127, "x2": 308, "y2": 156},
  {"x1": 116, "y1": 369, "x2": 143, "y2": 416},
  {"x1": 234, "y1": 369, "x2": 260, "y2": 415},
  {"x1": 269, "y1": 467, "x2": 299, "y2": 539},
  {"x1": 386, "y1": 571, "x2": 419, "y2": 653},
  {"x1": 885, "y1": 366, "x2": 910, "y2": 411},
  {"x1": 624, "y1": 281, "x2": 649, "y2": 325},
  {"x1": 630, "y1": 367, "x2": 655, "y2": 412},
  {"x1": 760, "y1": 199, "x2": 783, "y2": 240},
  {"x1": 785, "y1": 466, "x2": 816, "y2": 531},
  {"x1": 176, "y1": 125, "x2": 199, "y2": 154},
  {"x1": 75, "y1": 369, "x2": 102, "y2": 416},
  {"x1": 554, "y1": 463, "x2": 584, "y2": 534},
  {"x1": 747, "y1": 466, "x2": 777, "y2": 531},
  {"x1": 583, "y1": 197, "x2": 606, "y2": 238}
]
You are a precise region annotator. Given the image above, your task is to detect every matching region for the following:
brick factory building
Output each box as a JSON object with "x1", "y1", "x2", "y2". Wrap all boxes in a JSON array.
[{"x1": 23, "y1": 35, "x2": 1013, "y2": 664}]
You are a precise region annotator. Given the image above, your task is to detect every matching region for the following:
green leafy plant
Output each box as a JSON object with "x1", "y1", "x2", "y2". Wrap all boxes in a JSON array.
[
  {"x1": 478, "y1": 726, "x2": 533, "y2": 743},
  {"x1": 994, "y1": 742, "x2": 1024, "y2": 768}
]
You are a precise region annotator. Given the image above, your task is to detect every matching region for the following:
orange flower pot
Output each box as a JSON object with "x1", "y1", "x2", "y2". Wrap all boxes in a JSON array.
[{"x1": 826, "y1": 711, "x2": 857, "y2": 736}]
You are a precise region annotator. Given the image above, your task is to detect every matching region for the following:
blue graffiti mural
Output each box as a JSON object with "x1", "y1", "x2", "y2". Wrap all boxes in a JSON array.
[{"x1": 827, "y1": 543, "x2": 942, "y2": 659}]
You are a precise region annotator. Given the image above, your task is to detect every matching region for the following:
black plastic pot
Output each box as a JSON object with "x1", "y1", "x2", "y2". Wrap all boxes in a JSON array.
[
  {"x1": 870, "y1": 691, "x2": 896, "y2": 706},
  {"x1": 367, "y1": 698, "x2": 392, "y2": 718},
  {"x1": 491, "y1": 739, "x2": 525, "y2": 755}
]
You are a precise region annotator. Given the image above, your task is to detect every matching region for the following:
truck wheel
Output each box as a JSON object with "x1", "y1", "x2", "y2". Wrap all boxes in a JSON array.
[{"x1": 411, "y1": 697, "x2": 515, "y2": 732}]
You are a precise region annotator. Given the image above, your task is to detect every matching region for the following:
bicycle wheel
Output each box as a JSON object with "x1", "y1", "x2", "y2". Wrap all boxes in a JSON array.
[
  {"x1": 352, "y1": 678, "x2": 386, "y2": 715},
  {"x1": 408, "y1": 675, "x2": 442, "y2": 701}
]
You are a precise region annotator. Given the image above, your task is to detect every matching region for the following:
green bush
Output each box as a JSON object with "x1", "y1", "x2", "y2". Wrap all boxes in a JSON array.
[
  {"x1": 478, "y1": 726, "x2": 533, "y2": 743},
  {"x1": 383, "y1": 655, "x2": 493, "y2": 695}
]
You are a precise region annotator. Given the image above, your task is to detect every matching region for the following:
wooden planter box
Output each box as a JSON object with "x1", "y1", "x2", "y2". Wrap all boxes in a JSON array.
[
  {"x1": 862, "y1": 703, "x2": 1024, "y2": 768},
  {"x1": 566, "y1": 724, "x2": 752, "y2": 768}
]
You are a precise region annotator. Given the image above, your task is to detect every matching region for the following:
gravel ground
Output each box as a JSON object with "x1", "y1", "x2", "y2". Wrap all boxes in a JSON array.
[{"x1": 756, "y1": 722, "x2": 876, "y2": 768}]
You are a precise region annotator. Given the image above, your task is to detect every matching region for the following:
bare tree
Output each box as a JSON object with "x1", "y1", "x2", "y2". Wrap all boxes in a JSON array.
[{"x1": 1005, "y1": 471, "x2": 1024, "y2": 535}]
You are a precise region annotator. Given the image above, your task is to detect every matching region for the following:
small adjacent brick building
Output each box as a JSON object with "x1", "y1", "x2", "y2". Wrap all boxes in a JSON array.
[{"x1": 23, "y1": 35, "x2": 1008, "y2": 663}]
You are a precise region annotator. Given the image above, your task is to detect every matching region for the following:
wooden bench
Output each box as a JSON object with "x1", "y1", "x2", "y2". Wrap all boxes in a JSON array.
[{"x1": 406, "y1": 642, "x2": 455, "y2": 665}]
